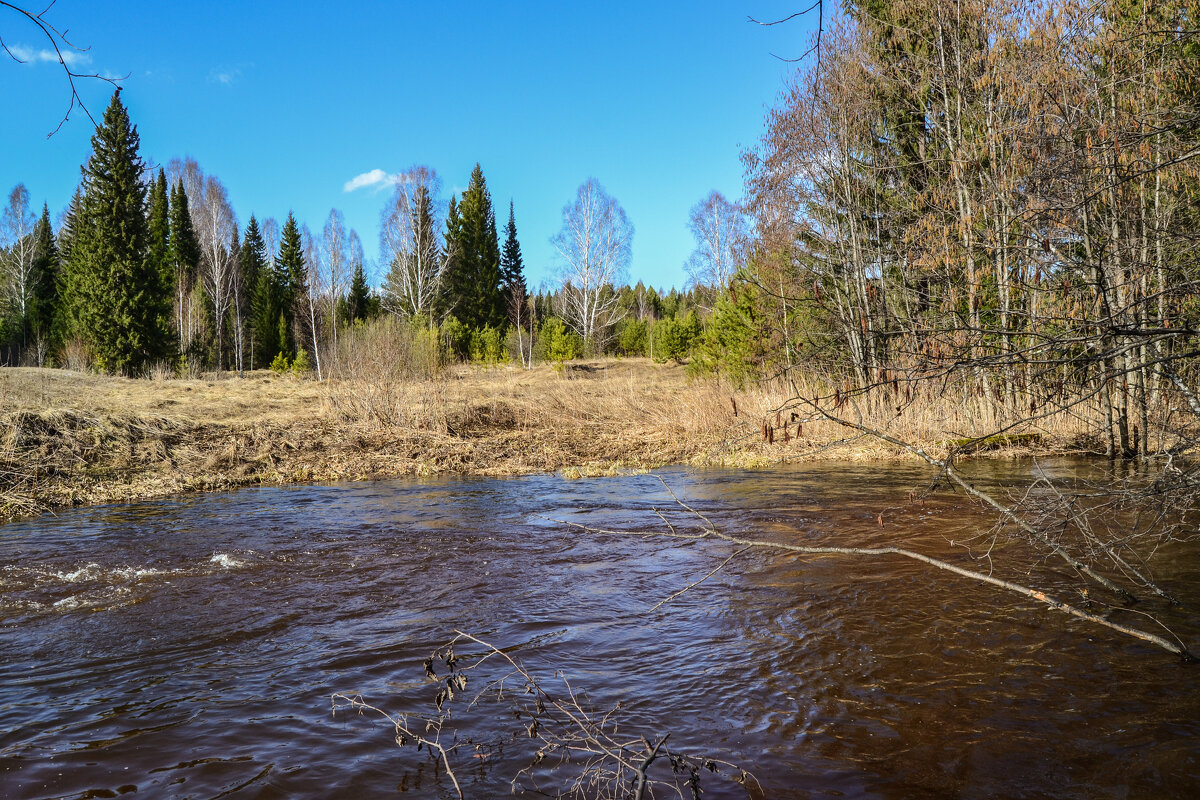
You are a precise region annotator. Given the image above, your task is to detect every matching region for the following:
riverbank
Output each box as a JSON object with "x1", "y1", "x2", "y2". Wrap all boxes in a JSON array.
[{"x1": 1, "y1": 360, "x2": 1091, "y2": 519}]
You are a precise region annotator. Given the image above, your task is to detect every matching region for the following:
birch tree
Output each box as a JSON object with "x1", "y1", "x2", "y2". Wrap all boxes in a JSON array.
[
  {"x1": 381, "y1": 166, "x2": 445, "y2": 323},
  {"x1": 301, "y1": 223, "x2": 324, "y2": 380},
  {"x1": 1, "y1": 184, "x2": 37, "y2": 349},
  {"x1": 320, "y1": 208, "x2": 351, "y2": 348},
  {"x1": 684, "y1": 191, "x2": 747, "y2": 292},
  {"x1": 193, "y1": 176, "x2": 237, "y2": 370},
  {"x1": 551, "y1": 178, "x2": 633, "y2": 348}
]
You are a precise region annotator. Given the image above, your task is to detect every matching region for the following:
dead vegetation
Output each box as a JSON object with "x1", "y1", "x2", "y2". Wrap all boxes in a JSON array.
[
  {"x1": 0, "y1": 359, "x2": 1127, "y2": 520},
  {"x1": 0, "y1": 361, "x2": 732, "y2": 518}
]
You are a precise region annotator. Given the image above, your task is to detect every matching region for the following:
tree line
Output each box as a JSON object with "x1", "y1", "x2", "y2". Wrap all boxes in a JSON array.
[
  {"x1": 0, "y1": 87, "x2": 752, "y2": 375},
  {"x1": 0, "y1": 91, "x2": 379, "y2": 376},
  {"x1": 712, "y1": 0, "x2": 1200, "y2": 459}
]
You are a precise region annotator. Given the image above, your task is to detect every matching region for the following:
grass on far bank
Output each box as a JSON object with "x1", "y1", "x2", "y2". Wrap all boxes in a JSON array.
[{"x1": 1, "y1": 357, "x2": 1101, "y2": 519}]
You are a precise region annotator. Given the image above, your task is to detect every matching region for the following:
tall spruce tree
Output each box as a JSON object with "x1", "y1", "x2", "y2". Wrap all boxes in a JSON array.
[
  {"x1": 346, "y1": 259, "x2": 370, "y2": 324},
  {"x1": 52, "y1": 187, "x2": 82, "y2": 345},
  {"x1": 276, "y1": 212, "x2": 305, "y2": 356},
  {"x1": 66, "y1": 90, "x2": 168, "y2": 373},
  {"x1": 500, "y1": 200, "x2": 526, "y2": 302},
  {"x1": 28, "y1": 204, "x2": 59, "y2": 355},
  {"x1": 441, "y1": 195, "x2": 462, "y2": 320},
  {"x1": 250, "y1": 264, "x2": 283, "y2": 363},
  {"x1": 442, "y1": 164, "x2": 504, "y2": 329},
  {"x1": 240, "y1": 215, "x2": 269, "y2": 366},
  {"x1": 147, "y1": 168, "x2": 173, "y2": 346},
  {"x1": 168, "y1": 179, "x2": 200, "y2": 354}
]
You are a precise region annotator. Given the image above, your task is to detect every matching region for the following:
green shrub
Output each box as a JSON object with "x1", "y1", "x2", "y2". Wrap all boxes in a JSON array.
[
  {"x1": 537, "y1": 317, "x2": 582, "y2": 370},
  {"x1": 440, "y1": 316, "x2": 470, "y2": 361},
  {"x1": 689, "y1": 285, "x2": 761, "y2": 388},
  {"x1": 269, "y1": 352, "x2": 290, "y2": 374},
  {"x1": 652, "y1": 311, "x2": 702, "y2": 363},
  {"x1": 469, "y1": 324, "x2": 507, "y2": 365},
  {"x1": 614, "y1": 318, "x2": 648, "y2": 357},
  {"x1": 291, "y1": 349, "x2": 311, "y2": 375}
]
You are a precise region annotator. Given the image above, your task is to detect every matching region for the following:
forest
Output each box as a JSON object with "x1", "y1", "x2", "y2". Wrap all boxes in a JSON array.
[
  {"x1": 2, "y1": 1, "x2": 1197, "y2": 472},
  {"x1": 0, "y1": 90, "x2": 731, "y2": 380},
  {"x1": 2, "y1": 2, "x2": 1200, "y2": 797}
]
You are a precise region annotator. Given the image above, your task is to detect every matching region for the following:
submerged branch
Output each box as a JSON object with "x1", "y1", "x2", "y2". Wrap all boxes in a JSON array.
[{"x1": 546, "y1": 476, "x2": 1194, "y2": 661}]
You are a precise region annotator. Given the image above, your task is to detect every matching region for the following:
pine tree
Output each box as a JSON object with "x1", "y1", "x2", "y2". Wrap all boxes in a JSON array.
[
  {"x1": 65, "y1": 90, "x2": 168, "y2": 373},
  {"x1": 28, "y1": 204, "x2": 59, "y2": 356},
  {"x1": 276, "y1": 212, "x2": 305, "y2": 356},
  {"x1": 442, "y1": 164, "x2": 504, "y2": 330}
]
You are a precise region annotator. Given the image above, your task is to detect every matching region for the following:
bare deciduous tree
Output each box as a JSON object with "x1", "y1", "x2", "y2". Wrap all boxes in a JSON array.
[
  {"x1": 320, "y1": 208, "x2": 351, "y2": 349},
  {"x1": 192, "y1": 176, "x2": 237, "y2": 371},
  {"x1": 552, "y1": 178, "x2": 633, "y2": 348},
  {"x1": 684, "y1": 190, "x2": 747, "y2": 292},
  {"x1": 1, "y1": 1, "x2": 123, "y2": 135},
  {"x1": 381, "y1": 166, "x2": 445, "y2": 323},
  {"x1": 300, "y1": 223, "x2": 324, "y2": 380},
  {"x1": 0, "y1": 183, "x2": 36, "y2": 348}
]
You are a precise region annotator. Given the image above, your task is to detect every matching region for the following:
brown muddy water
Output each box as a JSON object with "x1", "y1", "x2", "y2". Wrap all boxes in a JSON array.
[{"x1": 1, "y1": 461, "x2": 1197, "y2": 799}]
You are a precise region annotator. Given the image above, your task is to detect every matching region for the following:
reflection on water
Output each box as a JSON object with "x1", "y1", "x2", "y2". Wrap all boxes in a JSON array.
[{"x1": 1, "y1": 461, "x2": 1197, "y2": 799}]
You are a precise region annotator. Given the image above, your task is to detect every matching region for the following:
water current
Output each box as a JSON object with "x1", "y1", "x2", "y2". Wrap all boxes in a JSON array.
[{"x1": 1, "y1": 461, "x2": 1197, "y2": 798}]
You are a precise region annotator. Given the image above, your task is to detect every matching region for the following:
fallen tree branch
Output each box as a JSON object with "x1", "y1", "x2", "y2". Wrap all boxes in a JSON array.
[
  {"x1": 543, "y1": 476, "x2": 1194, "y2": 661},
  {"x1": 792, "y1": 395, "x2": 1176, "y2": 604}
]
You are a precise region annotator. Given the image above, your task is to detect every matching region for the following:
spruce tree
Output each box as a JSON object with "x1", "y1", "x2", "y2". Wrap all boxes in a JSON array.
[
  {"x1": 441, "y1": 195, "x2": 462, "y2": 321},
  {"x1": 28, "y1": 204, "x2": 60, "y2": 353},
  {"x1": 168, "y1": 179, "x2": 200, "y2": 356},
  {"x1": 442, "y1": 164, "x2": 504, "y2": 330},
  {"x1": 276, "y1": 212, "x2": 305, "y2": 356},
  {"x1": 147, "y1": 168, "x2": 173, "y2": 346},
  {"x1": 52, "y1": 187, "x2": 82, "y2": 345},
  {"x1": 240, "y1": 215, "x2": 269, "y2": 366},
  {"x1": 241, "y1": 216, "x2": 267, "y2": 305},
  {"x1": 500, "y1": 200, "x2": 527, "y2": 303},
  {"x1": 346, "y1": 259, "x2": 370, "y2": 324},
  {"x1": 147, "y1": 169, "x2": 170, "y2": 286},
  {"x1": 66, "y1": 90, "x2": 168, "y2": 373},
  {"x1": 250, "y1": 265, "x2": 283, "y2": 363}
]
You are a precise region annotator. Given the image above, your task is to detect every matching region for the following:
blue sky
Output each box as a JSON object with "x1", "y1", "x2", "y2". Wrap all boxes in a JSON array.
[{"x1": 2, "y1": 1, "x2": 816, "y2": 291}]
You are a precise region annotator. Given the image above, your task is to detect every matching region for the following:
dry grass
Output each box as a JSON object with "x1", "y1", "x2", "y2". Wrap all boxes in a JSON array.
[
  {"x1": 0, "y1": 359, "x2": 1117, "y2": 519},
  {"x1": 0, "y1": 361, "x2": 734, "y2": 518}
]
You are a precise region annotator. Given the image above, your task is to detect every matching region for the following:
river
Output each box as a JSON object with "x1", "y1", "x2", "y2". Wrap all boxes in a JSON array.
[{"x1": 1, "y1": 462, "x2": 1197, "y2": 798}]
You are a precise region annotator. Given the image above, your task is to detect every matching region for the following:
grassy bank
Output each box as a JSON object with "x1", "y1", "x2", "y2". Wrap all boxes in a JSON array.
[{"x1": 1, "y1": 360, "x2": 1099, "y2": 519}]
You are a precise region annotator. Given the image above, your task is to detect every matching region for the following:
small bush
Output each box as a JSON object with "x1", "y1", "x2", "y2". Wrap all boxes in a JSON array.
[
  {"x1": 441, "y1": 317, "x2": 470, "y2": 361},
  {"x1": 469, "y1": 325, "x2": 508, "y2": 366},
  {"x1": 614, "y1": 318, "x2": 648, "y2": 357},
  {"x1": 537, "y1": 317, "x2": 582, "y2": 371},
  {"x1": 270, "y1": 352, "x2": 290, "y2": 374},
  {"x1": 291, "y1": 349, "x2": 312, "y2": 376},
  {"x1": 652, "y1": 311, "x2": 702, "y2": 363}
]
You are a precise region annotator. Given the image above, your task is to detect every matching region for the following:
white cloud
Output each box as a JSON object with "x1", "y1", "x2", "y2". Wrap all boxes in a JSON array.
[
  {"x1": 5, "y1": 43, "x2": 92, "y2": 68},
  {"x1": 209, "y1": 67, "x2": 241, "y2": 85},
  {"x1": 343, "y1": 169, "x2": 401, "y2": 193}
]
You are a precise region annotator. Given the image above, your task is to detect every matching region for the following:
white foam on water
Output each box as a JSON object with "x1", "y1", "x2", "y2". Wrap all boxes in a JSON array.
[
  {"x1": 55, "y1": 563, "x2": 104, "y2": 583},
  {"x1": 209, "y1": 553, "x2": 246, "y2": 569},
  {"x1": 51, "y1": 586, "x2": 133, "y2": 612}
]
